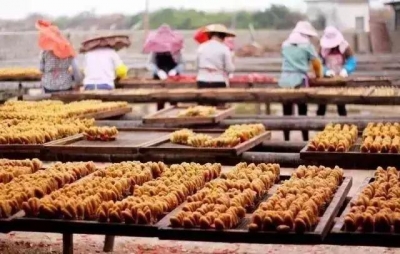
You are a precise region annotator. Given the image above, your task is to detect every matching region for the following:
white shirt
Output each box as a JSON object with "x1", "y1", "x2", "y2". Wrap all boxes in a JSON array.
[
  {"x1": 196, "y1": 40, "x2": 235, "y2": 83},
  {"x1": 83, "y1": 48, "x2": 123, "y2": 87}
]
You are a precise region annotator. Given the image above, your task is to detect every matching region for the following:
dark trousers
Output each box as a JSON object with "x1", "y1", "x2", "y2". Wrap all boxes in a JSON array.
[
  {"x1": 197, "y1": 81, "x2": 226, "y2": 106},
  {"x1": 43, "y1": 87, "x2": 72, "y2": 94},
  {"x1": 317, "y1": 104, "x2": 347, "y2": 116},
  {"x1": 153, "y1": 74, "x2": 177, "y2": 110},
  {"x1": 282, "y1": 103, "x2": 309, "y2": 141}
]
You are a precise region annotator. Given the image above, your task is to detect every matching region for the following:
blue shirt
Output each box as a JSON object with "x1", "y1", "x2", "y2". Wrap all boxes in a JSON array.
[{"x1": 279, "y1": 44, "x2": 319, "y2": 88}]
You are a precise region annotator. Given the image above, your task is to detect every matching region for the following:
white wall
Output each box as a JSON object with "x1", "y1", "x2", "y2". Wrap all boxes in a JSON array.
[
  {"x1": 336, "y1": 3, "x2": 370, "y2": 32},
  {"x1": 307, "y1": 2, "x2": 370, "y2": 32}
]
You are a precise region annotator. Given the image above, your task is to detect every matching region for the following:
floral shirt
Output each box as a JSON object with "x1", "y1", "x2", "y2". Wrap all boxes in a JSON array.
[{"x1": 40, "y1": 50, "x2": 81, "y2": 91}]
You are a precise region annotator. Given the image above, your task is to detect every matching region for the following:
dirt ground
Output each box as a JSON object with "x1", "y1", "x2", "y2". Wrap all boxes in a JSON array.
[{"x1": 1, "y1": 232, "x2": 399, "y2": 254}]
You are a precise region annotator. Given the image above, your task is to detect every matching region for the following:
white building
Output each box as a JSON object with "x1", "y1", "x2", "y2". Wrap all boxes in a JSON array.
[{"x1": 305, "y1": 0, "x2": 370, "y2": 32}]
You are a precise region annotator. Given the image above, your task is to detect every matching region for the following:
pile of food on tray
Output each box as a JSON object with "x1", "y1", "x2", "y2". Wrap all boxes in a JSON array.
[
  {"x1": 0, "y1": 67, "x2": 41, "y2": 80},
  {"x1": 0, "y1": 100, "x2": 129, "y2": 144},
  {"x1": 170, "y1": 163, "x2": 280, "y2": 230},
  {"x1": 361, "y1": 123, "x2": 400, "y2": 153},
  {"x1": 307, "y1": 124, "x2": 358, "y2": 152},
  {"x1": 249, "y1": 165, "x2": 344, "y2": 233},
  {"x1": 170, "y1": 124, "x2": 266, "y2": 148},
  {"x1": 344, "y1": 166, "x2": 400, "y2": 233},
  {"x1": 177, "y1": 106, "x2": 217, "y2": 117},
  {"x1": 83, "y1": 126, "x2": 119, "y2": 141},
  {"x1": 96, "y1": 162, "x2": 222, "y2": 224}
]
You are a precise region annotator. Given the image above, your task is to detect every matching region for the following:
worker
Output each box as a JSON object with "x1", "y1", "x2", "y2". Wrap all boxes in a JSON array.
[
  {"x1": 144, "y1": 25, "x2": 184, "y2": 110},
  {"x1": 146, "y1": 25, "x2": 184, "y2": 81},
  {"x1": 317, "y1": 26, "x2": 357, "y2": 117},
  {"x1": 80, "y1": 35, "x2": 130, "y2": 90},
  {"x1": 196, "y1": 24, "x2": 235, "y2": 89},
  {"x1": 279, "y1": 21, "x2": 323, "y2": 141},
  {"x1": 36, "y1": 20, "x2": 81, "y2": 93}
]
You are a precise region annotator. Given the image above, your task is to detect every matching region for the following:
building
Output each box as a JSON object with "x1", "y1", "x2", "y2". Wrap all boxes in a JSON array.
[
  {"x1": 385, "y1": 0, "x2": 400, "y2": 30},
  {"x1": 305, "y1": 0, "x2": 370, "y2": 32}
]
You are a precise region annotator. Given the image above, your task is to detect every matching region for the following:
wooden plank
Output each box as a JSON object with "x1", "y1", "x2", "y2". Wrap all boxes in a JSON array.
[
  {"x1": 81, "y1": 106, "x2": 132, "y2": 120},
  {"x1": 157, "y1": 176, "x2": 352, "y2": 244},
  {"x1": 140, "y1": 131, "x2": 271, "y2": 156},
  {"x1": 142, "y1": 105, "x2": 235, "y2": 125},
  {"x1": 309, "y1": 77, "x2": 392, "y2": 87},
  {"x1": 327, "y1": 177, "x2": 400, "y2": 247},
  {"x1": 12, "y1": 216, "x2": 159, "y2": 237},
  {"x1": 45, "y1": 130, "x2": 171, "y2": 155}
]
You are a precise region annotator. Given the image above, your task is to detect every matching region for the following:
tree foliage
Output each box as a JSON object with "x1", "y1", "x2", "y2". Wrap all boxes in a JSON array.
[{"x1": 0, "y1": 5, "x2": 306, "y2": 31}]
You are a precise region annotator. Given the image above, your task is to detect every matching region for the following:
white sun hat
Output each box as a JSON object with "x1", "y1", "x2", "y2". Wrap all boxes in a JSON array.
[
  {"x1": 292, "y1": 21, "x2": 318, "y2": 37},
  {"x1": 320, "y1": 26, "x2": 345, "y2": 49}
]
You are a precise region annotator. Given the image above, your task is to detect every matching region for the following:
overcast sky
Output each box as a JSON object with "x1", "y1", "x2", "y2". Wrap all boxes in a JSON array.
[
  {"x1": 0, "y1": 0, "x2": 385, "y2": 19},
  {"x1": 1, "y1": 0, "x2": 308, "y2": 19}
]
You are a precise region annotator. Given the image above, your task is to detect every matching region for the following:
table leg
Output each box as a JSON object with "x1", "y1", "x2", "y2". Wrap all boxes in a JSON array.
[
  {"x1": 157, "y1": 102, "x2": 165, "y2": 110},
  {"x1": 103, "y1": 235, "x2": 115, "y2": 252},
  {"x1": 265, "y1": 103, "x2": 271, "y2": 115},
  {"x1": 62, "y1": 233, "x2": 73, "y2": 254}
]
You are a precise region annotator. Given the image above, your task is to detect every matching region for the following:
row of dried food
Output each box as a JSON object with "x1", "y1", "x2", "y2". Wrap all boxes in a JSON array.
[
  {"x1": 308, "y1": 123, "x2": 400, "y2": 153},
  {"x1": 170, "y1": 124, "x2": 265, "y2": 148},
  {"x1": 0, "y1": 158, "x2": 347, "y2": 236},
  {"x1": 0, "y1": 100, "x2": 126, "y2": 144},
  {"x1": 0, "y1": 100, "x2": 128, "y2": 119},
  {"x1": 344, "y1": 166, "x2": 400, "y2": 233},
  {"x1": 79, "y1": 87, "x2": 399, "y2": 97}
]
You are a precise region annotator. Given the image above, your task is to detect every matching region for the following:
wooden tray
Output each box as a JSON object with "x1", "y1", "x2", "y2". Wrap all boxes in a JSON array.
[
  {"x1": 143, "y1": 106, "x2": 235, "y2": 125},
  {"x1": 309, "y1": 78, "x2": 347, "y2": 87},
  {"x1": 158, "y1": 175, "x2": 352, "y2": 244},
  {"x1": 300, "y1": 144, "x2": 400, "y2": 168},
  {"x1": 140, "y1": 130, "x2": 271, "y2": 156},
  {"x1": 309, "y1": 77, "x2": 392, "y2": 87},
  {"x1": 0, "y1": 144, "x2": 43, "y2": 153},
  {"x1": 328, "y1": 177, "x2": 400, "y2": 247},
  {"x1": 12, "y1": 214, "x2": 158, "y2": 237},
  {"x1": 45, "y1": 129, "x2": 170, "y2": 154},
  {"x1": 81, "y1": 106, "x2": 132, "y2": 120}
]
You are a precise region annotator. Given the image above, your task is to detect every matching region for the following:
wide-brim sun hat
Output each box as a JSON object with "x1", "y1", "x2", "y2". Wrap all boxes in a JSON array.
[
  {"x1": 204, "y1": 24, "x2": 236, "y2": 37},
  {"x1": 143, "y1": 24, "x2": 184, "y2": 53},
  {"x1": 320, "y1": 26, "x2": 345, "y2": 49},
  {"x1": 80, "y1": 35, "x2": 131, "y2": 53},
  {"x1": 35, "y1": 19, "x2": 76, "y2": 59},
  {"x1": 283, "y1": 32, "x2": 311, "y2": 46},
  {"x1": 292, "y1": 21, "x2": 318, "y2": 37}
]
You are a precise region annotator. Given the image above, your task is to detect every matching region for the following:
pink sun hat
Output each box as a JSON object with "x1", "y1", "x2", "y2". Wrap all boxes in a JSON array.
[
  {"x1": 320, "y1": 26, "x2": 345, "y2": 49},
  {"x1": 143, "y1": 24, "x2": 184, "y2": 53},
  {"x1": 292, "y1": 21, "x2": 318, "y2": 37},
  {"x1": 283, "y1": 32, "x2": 311, "y2": 46}
]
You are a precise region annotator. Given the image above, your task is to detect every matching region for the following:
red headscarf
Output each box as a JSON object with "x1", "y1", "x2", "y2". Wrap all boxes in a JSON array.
[
  {"x1": 194, "y1": 27, "x2": 235, "y2": 51},
  {"x1": 36, "y1": 19, "x2": 76, "y2": 59}
]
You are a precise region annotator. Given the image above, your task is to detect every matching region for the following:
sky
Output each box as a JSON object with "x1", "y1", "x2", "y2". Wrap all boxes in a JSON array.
[
  {"x1": 0, "y1": 0, "x2": 386, "y2": 20},
  {"x1": 0, "y1": 0, "x2": 308, "y2": 19}
]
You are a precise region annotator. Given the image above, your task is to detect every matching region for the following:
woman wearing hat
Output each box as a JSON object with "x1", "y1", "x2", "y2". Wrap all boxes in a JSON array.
[
  {"x1": 36, "y1": 20, "x2": 81, "y2": 93},
  {"x1": 145, "y1": 25, "x2": 184, "y2": 110},
  {"x1": 196, "y1": 24, "x2": 235, "y2": 90},
  {"x1": 317, "y1": 26, "x2": 357, "y2": 117},
  {"x1": 81, "y1": 35, "x2": 130, "y2": 90},
  {"x1": 146, "y1": 25, "x2": 184, "y2": 81},
  {"x1": 279, "y1": 21, "x2": 323, "y2": 141}
]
